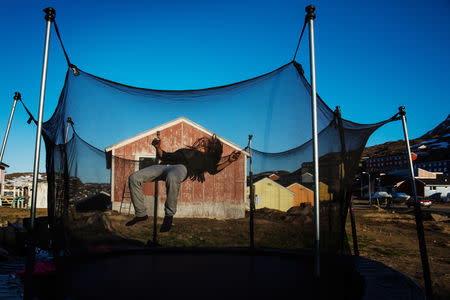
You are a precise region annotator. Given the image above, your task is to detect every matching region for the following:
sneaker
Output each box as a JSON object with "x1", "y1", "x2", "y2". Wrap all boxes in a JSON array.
[
  {"x1": 125, "y1": 215, "x2": 148, "y2": 226},
  {"x1": 160, "y1": 216, "x2": 173, "y2": 232}
]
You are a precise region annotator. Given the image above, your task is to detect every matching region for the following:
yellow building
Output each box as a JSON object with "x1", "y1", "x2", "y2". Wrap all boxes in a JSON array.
[
  {"x1": 319, "y1": 181, "x2": 333, "y2": 201},
  {"x1": 247, "y1": 177, "x2": 295, "y2": 212}
]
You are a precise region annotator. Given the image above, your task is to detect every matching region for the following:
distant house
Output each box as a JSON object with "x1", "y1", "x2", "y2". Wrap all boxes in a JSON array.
[
  {"x1": 296, "y1": 172, "x2": 333, "y2": 201},
  {"x1": 396, "y1": 179, "x2": 425, "y2": 197},
  {"x1": 0, "y1": 162, "x2": 9, "y2": 199},
  {"x1": 105, "y1": 117, "x2": 249, "y2": 219},
  {"x1": 247, "y1": 177, "x2": 294, "y2": 212},
  {"x1": 259, "y1": 171, "x2": 332, "y2": 205},
  {"x1": 414, "y1": 160, "x2": 449, "y2": 177},
  {"x1": 421, "y1": 177, "x2": 449, "y2": 197},
  {"x1": 364, "y1": 154, "x2": 410, "y2": 173},
  {"x1": 2, "y1": 173, "x2": 47, "y2": 208},
  {"x1": 286, "y1": 183, "x2": 313, "y2": 206},
  {"x1": 396, "y1": 168, "x2": 449, "y2": 197},
  {"x1": 416, "y1": 169, "x2": 449, "y2": 197}
]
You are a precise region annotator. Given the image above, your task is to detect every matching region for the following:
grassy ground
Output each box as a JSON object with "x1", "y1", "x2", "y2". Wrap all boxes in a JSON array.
[
  {"x1": 346, "y1": 205, "x2": 449, "y2": 300},
  {"x1": 0, "y1": 207, "x2": 47, "y2": 226}
]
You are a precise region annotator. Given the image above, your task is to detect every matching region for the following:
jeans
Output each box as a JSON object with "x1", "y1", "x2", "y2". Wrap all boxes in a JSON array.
[{"x1": 129, "y1": 164, "x2": 187, "y2": 217}]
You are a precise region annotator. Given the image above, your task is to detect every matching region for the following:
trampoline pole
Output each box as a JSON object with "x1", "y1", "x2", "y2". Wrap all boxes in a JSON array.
[
  {"x1": 153, "y1": 131, "x2": 161, "y2": 245},
  {"x1": 248, "y1": 135, "x2": 255, "y2": 248},
  {"x1": 0, "y1": 92, "x2": 20, "y2": 166},
  {"x1": 306, "y1": 5, "x2": 320, "y2": 278},
  {"x1": 24, "y1": 7, "x2": 55, "y2": 300},
  {"x1": 349, "y1": 200, "x2": 359, "y2": 256},
  {"x1": 399, "y1": 106, "x2": 433, "y2": 299}
]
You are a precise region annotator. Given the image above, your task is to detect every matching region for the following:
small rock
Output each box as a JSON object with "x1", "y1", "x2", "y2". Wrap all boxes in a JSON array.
[{"x1": 430, "y1": 213, "x2": 448, "y2": 222}]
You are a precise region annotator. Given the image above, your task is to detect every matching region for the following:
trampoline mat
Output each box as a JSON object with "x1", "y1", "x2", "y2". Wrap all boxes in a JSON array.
[{"x1": 55, "y1": 248, "x2": 364, "y2": 300}]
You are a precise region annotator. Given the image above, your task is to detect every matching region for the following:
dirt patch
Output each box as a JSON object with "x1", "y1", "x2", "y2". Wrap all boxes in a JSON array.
[
  {"x1": 0, "y1": 207, "x2": 47, "y2": 227},
  {"x1": 347, "y1": 208, "x2": 450, "y2": 300}
]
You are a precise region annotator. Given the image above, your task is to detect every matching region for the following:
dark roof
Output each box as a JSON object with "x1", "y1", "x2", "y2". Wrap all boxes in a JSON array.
[
  {"x1": 419, "y1": 176, "x2": 449, "y2": 186},
  {"x1": 0, "y1": 162, "x2": 9, "y2": 168},
  {"x1": 248, "y1": 171, "x2": 310, "y2": 190}
]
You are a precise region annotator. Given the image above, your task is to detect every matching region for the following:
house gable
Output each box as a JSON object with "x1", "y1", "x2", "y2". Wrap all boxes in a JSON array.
[
  {"x1": 254, "y1": 177, "x2": 295, "y2": 195},
  {"x1": 287, "y1": 182, "x2": 313, "y2": 192},
  {"x1": 106, "y1": 117, "x2": 249, "y2": 156}
]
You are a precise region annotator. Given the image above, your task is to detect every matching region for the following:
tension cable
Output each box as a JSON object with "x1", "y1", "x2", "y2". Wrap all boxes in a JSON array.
[
  {"x1": 293, "y1": 20, "x2": 307, "y2": 62},
  {"x1": 53, "y1": 21, "x2": 79, "y2": 75}
]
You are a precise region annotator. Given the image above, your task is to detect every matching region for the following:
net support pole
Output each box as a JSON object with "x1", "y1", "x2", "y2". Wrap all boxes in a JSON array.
[
  {"x1": 306, "y1": 4, "x2": 320, "y2": 278},
  {"x1": 24, "y1": 7, "x2": 55, "y2": 300},
  {"x1": 399, "y1": 106, "x2": 433, "y2": 299},
  {"x1": 349, "y1": 199, "x2": 359, "y2": 256},
  {"x1": 152, "y1": 131, "x2": 161, "y2": 245},
  {"x1": 335, "y1": 106, "x2": 359, "y2": 256},
  {"x1": 248, "y1": 135, "x2": 255, "y2": 248},
  {"x1": 0, "y1": 92, "x2": 20, "y2": 166}
]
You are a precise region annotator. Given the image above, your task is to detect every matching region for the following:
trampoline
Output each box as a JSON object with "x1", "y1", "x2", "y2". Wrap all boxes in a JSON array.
[
  {"x1": 14, "y1": 5, "x2": 429, "y2": 300},
  {"x1": 24, "y1": 246, "x2": 424, "y2": 300}
]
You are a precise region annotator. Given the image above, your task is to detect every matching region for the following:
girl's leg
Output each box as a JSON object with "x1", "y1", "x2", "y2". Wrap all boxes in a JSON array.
[
  {"x1": 129, "y1": 164, "x2": 167, "y2": 217},
  {"x1": 163, "y1": 164, "x2": 187, "y2": 217}
]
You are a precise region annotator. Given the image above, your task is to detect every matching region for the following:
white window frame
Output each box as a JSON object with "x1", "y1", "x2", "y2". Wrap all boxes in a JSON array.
[{"x1": 135, "y1": 154, "x2": 157, "y2": 172}]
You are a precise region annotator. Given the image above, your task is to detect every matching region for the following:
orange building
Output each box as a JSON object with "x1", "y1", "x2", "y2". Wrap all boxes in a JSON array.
[{"x1": 286, "y1": 182, "x2": 313, "y2": 206}]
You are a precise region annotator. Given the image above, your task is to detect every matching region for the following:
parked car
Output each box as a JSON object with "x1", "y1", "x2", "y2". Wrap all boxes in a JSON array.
[
  {"x1": 372, "y1": 191, "x2": 392, "y2": 199},
  {"x1": 391, "y1": 192, "x2": 410, "y2": 203},
  {"x1": 372, "y1": 191, "x2": 392, "y2": 207},
  {"x1": 406, "y1": 196, "x2": 432, "y2": 208},
  {"x1": 444, "y1": 193, "x2": 450, "y2": 203},
  {"x1": 427, "y1": 192, "x2": 442, "y2": 202}
]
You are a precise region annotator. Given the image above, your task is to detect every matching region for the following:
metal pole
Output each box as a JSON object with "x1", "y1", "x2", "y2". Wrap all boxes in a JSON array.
[
  {"x1": 248, "y1": 135, "x2": 255, "y2": 248},
  {"x1": 349, "y1": 199, "x2": 359, "y2": 256},
  {"x1": 0, "y1": 92, "x2": 20, "y2": 165},
  {"x1": 29, "y1": 6, "x2": 54, "y2": 238},
  {"x1": 360, "y1": 176, "x2": 362, "y2": 199},
  {"x1": 306, "y1": 5, "x2": 320, "y2": 278},
  {"x1": 24, "y1": 7, "x2": 55, "y2": 300},
  {"x1": 399, "y1": 106, "x2": 433, "y2": 299},
  {"x1": 363, "y1": 172, "x2": 371, "y2": 205},
  {"x1": 152, "y1": 131, "x2": 160, "y2": 245}
]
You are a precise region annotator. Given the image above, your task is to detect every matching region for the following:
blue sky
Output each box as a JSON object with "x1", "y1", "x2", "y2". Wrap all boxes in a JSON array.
[{"x1": 0, "y1": 0, "x2": 449, "y2": 173}]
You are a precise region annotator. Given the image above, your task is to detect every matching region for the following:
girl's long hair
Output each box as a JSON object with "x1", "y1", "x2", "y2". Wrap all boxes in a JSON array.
[{"x1": 187, "y1": 134, "x2": 223, "y2": 182}]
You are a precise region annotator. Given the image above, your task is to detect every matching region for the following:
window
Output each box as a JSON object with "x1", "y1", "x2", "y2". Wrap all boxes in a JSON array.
[{"x1": 137, "y1": 155, "x2": 157, "y2": 171}]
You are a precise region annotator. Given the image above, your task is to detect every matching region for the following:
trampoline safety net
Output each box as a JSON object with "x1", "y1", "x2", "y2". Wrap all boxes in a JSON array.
[{"x1": 41, "y1": 61, "x2": 394, "y2": 253}]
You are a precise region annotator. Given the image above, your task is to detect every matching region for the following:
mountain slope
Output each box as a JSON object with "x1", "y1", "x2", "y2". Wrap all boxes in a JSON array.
[{"x1": 363, "y1": 115, "x2": 449, "y2": 161}]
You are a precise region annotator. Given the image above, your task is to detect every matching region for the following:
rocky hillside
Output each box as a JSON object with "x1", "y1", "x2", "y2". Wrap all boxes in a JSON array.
[
  {"x1": 362, "y1": 115, "x2": 449, "y2": 161},
  {"x1": 420, "y1": 114, "x2": 450, "y2": 139}
]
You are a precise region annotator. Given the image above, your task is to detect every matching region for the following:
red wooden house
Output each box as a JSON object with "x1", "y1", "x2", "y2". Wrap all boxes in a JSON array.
[{"x1": 105, "y1": 117, "x2": 249, "y2": 219}]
